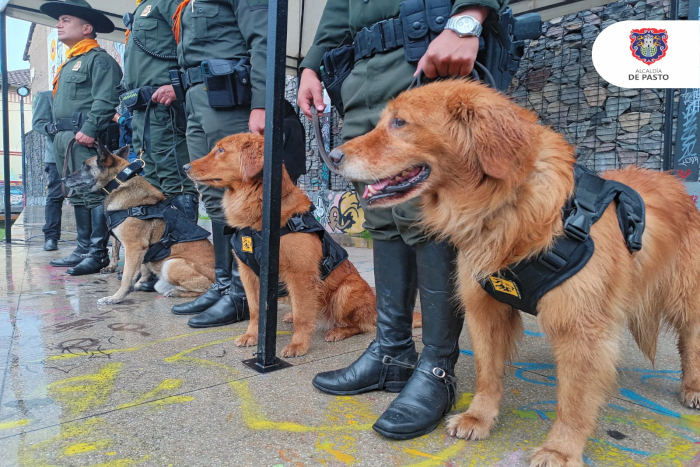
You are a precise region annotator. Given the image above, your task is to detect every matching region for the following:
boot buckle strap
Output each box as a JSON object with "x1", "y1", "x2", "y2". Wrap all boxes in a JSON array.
[{"x1": 382, "y1": 355, "x2": 416, "y2": 370}]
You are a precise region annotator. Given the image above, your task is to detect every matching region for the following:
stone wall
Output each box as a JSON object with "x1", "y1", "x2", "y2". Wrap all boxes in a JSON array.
[{"x1": 509, "y1": 0, "x2": 688, "y2": 171}]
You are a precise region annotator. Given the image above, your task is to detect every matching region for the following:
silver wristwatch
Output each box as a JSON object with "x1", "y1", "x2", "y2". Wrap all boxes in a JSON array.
[{"x1": 444, "y1": 15, "x2": 483, "y2": 38}]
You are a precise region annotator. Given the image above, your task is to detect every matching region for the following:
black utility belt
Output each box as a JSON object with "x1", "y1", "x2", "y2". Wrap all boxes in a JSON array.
[
  {"x1": 120, "y1": 86, "x2": 156, "y2": 112},
  {"x1": 47, "y1": 112, "x2": 86, "y2": 136},
  {"x1": 320, "y1": 0, "x2": 450, "y2": 117},
  {"x1": 183, "y1": 57, "x2": 252, "y2": 109}
]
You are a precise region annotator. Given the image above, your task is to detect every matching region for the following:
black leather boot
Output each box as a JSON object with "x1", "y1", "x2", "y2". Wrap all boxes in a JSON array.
[
  {"x1": 170, "y1": 193, "x2": 199, "y2": 223},
  {"x1": 187, "y1": 246, "x2": 249, "y2": 328},
  {"x1": 67, "y1": 205, "x2": 110, "y2": 275},
  {"x1": 50, "y1": 205, "x2": 91, "y2": 267},
  {"x1": 44, "y1": 239, "x2": 58, "y2": 251},
  {"x1": 372, "y1": 240, "x2": 463, "y2": 440},
  {"x1": 172, "y1": 221, "x2": 231, "y2": 315},
  {"x1": 312, "y1": 239, "x2": 419, "y2": 395}
]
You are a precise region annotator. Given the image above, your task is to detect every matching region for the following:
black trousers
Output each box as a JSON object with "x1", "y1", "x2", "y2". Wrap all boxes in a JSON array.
[{"x1": 43, "y1": 163, "x2": 65, "y2": 241}]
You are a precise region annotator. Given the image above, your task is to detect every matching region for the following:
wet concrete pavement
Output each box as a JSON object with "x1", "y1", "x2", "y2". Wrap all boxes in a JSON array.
[{"x1": 1, "y1": 206, "x2": 700, "y2": 467}]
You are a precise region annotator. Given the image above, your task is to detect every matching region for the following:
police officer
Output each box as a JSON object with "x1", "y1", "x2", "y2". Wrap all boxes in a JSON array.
[
  {"x1": 40, "y1": 0, "x2": 122, "y2": 276},
  {"x1": 121, "y1": 0, "x2": 199, "y2": 291},
  {"x1": 298, "y1": 0, "x2": 506, "y2": 440},
  {"x1": 32, "y1": 91, "x2": 64, "y2": 252},
  {"x1": 152, "y1": 0, "x2": 268, "y2": 327}
]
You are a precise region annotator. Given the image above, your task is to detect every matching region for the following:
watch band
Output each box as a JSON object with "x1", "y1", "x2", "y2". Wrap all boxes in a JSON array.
[{"x1": 445, "y1": 15, "x2": 483, "y2": 37}]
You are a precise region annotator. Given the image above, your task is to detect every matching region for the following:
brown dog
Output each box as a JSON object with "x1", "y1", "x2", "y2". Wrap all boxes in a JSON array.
[
  {"x1": 186, "y1": 134, "x2": 379, "y2": 357},
  {"x1": 329, "y1": 79, "x2": 700, "y2": 466},
  {"x1": 63, "y1": 146, "x2": 215, "y2": 304}
]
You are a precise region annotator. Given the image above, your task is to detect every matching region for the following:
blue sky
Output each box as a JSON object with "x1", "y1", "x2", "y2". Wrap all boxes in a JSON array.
[{"x1": 7, "y1": 18, "x2": 32, "y2": 71}]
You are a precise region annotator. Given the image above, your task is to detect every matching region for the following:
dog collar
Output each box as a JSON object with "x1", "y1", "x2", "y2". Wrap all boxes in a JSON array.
[{"x1": 103, "y1": 160, "x2": 146, "y2": 194}]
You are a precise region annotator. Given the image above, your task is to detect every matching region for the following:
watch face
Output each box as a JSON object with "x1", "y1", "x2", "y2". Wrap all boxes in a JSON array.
[{"x1": 456, "y1": 16, "x2": 476, "y2": 31}]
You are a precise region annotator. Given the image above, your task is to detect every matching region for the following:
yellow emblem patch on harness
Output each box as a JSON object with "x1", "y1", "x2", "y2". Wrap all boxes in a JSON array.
[
  {"x1": 242, "y1": 236, "x2": 253, "y2": 253},
  {"x1": 489, "y1": 276, "x2": 520, "y2": 298}
]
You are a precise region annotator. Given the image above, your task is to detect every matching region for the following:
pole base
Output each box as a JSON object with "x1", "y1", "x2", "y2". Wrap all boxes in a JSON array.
[{"x1": 242, "y1": 356, "x2": 293, "y2": 374}]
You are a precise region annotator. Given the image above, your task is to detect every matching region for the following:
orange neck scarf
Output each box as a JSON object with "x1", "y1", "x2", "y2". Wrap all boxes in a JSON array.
[
  {"x1": 171, "y1": 0, "x2": 191, "y2": 45},
  {"x1": 52, "y1": 39, "x2": 100, "y2": 97}
]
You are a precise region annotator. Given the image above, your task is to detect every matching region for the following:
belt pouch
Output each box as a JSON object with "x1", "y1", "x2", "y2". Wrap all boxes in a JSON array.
[
  {"x1": 232, "y1": 58, "x2": 252, "y2": 107},
  {"x1": 121, "y1": 86, "x2": 155, "y2": 112},
  {"x1": 320, "y1": 44, "x2": 355, "y2": 117},
  {"x1": 202, "y1": 59, "x2": 236, "y2": 108},
  {"x1": 399, "y1": 0, "x2": 430, "y2": 63}
]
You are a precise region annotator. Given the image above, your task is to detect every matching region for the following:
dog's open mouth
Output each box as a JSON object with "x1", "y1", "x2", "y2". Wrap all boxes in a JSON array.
[{"x1": 362, "y1": 165, "x2": 430, "y2": 205}]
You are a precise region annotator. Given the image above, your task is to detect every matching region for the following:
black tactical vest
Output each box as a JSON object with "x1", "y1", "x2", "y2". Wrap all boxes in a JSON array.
[
  {"x1": 480, "y1": 164, "x2": 646, "y2": 315},
  {"x1": 230, "y1": 210, "x2": 349, "y2": 280}
]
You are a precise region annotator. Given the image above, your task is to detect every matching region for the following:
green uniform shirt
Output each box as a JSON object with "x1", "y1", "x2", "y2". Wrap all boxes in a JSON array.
[
  {"x1": 52, "y1": 48, "x2": 123, "y2": 139},
  {"x1": 301, "y1": 0, "x2": 506, "y2": 74},
  {"x1": 124, "y1": 0, "x2": 180, "y2": 89},
  {"x1": 32, "y1": 91, "x2": 55, "y2": 163},
  {"x1": 176, "y1": 0, "x2": 269, "y2": 109}
]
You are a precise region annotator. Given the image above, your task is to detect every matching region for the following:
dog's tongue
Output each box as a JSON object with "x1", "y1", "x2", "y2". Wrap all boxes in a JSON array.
[{"x1": 362, "y1": 178, "x2": 392, "y2": 199}]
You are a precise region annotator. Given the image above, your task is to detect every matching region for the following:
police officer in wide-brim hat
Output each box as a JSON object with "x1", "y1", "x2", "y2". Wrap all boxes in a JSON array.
[
  {"x1": 42, "y1": 0, "x2": 122, "y2": 276},
  {"x1": 40, "y1": 0, "x2": 115, "y2": 34}
]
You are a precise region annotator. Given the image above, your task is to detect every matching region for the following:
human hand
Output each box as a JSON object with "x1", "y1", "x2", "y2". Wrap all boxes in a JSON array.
[
  {"x1": 416, "y1": 7, "x2": 488, "y2": 78},
  {"x1": 249, "y1": 108, "x2": 265, "y2": 135},
  {"x1": 297, "y1": 68, "x2": 325, "y2": 119},
  {"x1": 75, "y1": 131, "x2": 95, "y2": 146},
  {"x1": 152, "y1": 85, "x2": 177, "y2": 106}
]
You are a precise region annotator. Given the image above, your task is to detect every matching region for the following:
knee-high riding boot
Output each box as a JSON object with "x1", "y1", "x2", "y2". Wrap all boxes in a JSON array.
[
  {"x1": 67, "y1": 204, "x2": 110, "y2": 275},
  {"x1": 372, "y1": 239, "x2": 463, "y2": 440},
  {"x1": 172, "y1": 220, "x2": 231, "y2": 314},
  {"x1": 50, "y1": 205, "x2": 91, "y2": 267},
  {"x1": 186, "y1": 223, "x2": 249, "y2": 327},
  {"x1": 312, "y1": 239, "x2": 419, "y2": 395}
]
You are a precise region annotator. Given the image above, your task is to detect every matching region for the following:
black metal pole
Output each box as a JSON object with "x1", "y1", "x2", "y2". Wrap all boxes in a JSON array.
[
  {"x1": 1, "y1": 11, "x2": 10, "y2": 241},
  {"x1": 663, "y1": 0, "x2": 679, "y2": 172},
  {"x1": 20, "y1": 96, "x2": 25, "y2": 207},
  {"x1": 242, "y1": 0, "x2": 292, "y2": 373}
]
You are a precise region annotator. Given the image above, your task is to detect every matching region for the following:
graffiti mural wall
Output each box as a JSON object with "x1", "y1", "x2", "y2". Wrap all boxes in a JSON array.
[{"x1": 312, "y1": 189, "x2": 367, "y2": 235}]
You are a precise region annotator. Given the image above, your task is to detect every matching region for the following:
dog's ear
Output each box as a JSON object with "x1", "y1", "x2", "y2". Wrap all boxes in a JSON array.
[
  {"x1": 96, "y1": 144, "x2": 116, "y2": 168},
  {"x1": 240, "y1": 137, "x2": 265, "y2": 181},
  {"x1": 114, "y1": 145, "x2": 131, "y2": 160},
  {"x1": 453, "y1": 100, "x2": 537, "y2": 182}
]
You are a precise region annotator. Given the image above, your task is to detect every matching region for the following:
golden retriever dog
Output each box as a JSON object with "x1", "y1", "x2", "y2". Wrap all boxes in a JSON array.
[
  {"x1": 64, "y1": 146, "x2": 215, "y2": 304},
  {"x1": 185, "y1": 134, "x2": 381, "y2": 357},
  {"x1": 328, "y1": 79, "x2": 700, "y2": 466}
]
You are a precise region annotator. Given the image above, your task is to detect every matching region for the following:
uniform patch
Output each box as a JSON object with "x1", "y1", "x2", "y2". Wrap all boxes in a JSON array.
[
  {"x1": 140, "y1": 5, "x2": 152, "y2": 16},
  {"x1": 488, "y1": 276, "x2": 520, "y2": 298},
  {"x1": 96, "y1": 57, "x2": 109, "y2": 70},
  {"x1": 72, "y1": 60, "x2": 82, "y2": 71},
  {"x1": 242, "y1": 236, "x2": 253, "y2": 253}
]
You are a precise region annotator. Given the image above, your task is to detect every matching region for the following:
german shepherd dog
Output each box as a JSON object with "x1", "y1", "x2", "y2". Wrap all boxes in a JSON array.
[
  {"x1": 63, "y1": 146, "x2": 215, "y2": 305},
  {"x1": 185, "y1": 133, "x2": 381, "y2": 357},
  {"x1": 329, "y1": 79, "x2": 700, "y2": 466}
]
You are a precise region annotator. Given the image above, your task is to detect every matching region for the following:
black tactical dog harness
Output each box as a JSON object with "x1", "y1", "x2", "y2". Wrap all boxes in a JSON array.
[
  {"x1": 480, "y1": 164, "x2": 646, "y2": 316},
  {"x1": 105, "y1": 199, "x2": 211, "y2": 263},
  {"x1": 230, "y1": 209, "x2": 349, "y2": 280}
]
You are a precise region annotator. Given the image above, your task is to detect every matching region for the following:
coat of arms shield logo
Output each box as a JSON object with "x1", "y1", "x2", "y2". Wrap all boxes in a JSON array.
[{"x1": 630, "y1": 28, "x2": 668, "y2": 65}]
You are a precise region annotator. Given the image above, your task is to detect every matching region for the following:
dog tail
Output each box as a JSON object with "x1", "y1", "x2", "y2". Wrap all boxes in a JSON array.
[{"x1": 154, "y1": 277, "x2": 176, "y2": 295}]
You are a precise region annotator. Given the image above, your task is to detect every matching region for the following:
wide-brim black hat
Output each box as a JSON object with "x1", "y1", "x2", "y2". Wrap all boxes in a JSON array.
[{"x1": 40, "y1": 0, "x2": 115, "y2": 34}]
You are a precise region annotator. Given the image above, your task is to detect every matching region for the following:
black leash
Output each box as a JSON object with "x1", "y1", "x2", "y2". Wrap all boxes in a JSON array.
[{"x1": 139, "y1": 99, "x2": 187, "y2": 192}]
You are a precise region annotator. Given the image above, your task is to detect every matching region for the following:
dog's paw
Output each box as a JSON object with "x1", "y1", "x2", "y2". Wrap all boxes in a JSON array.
[
  {"x1": 682, "y1": 389, "x2": 700, "y2": 409},
  {"x1": 235, "y1": 333, "x2": 258, "y2": 347},
  {"x1": 325, "y1": 327, "x2": 357, "y2": 342},
  {"x1": 282, "y1": 312, "x2": 294, "y2": 323},
  {"x1": 446, "y1": 412, "x2": 494, "y2": 440},
  {"x1": 163, "y1": 289, "x2": 180, "y2": 298},
  {"x1": 101, "y1": 265, "x2": 117, "y2": 274},
  {"x1": 281, "y1": 342, "x2": 309, "y2": 358},
  {"x1": 97, "y1": 295, "x2": 122, "y2": 305},
  {"x1": 529, "y1": 447, "x2": 582, "y2": 467}
]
